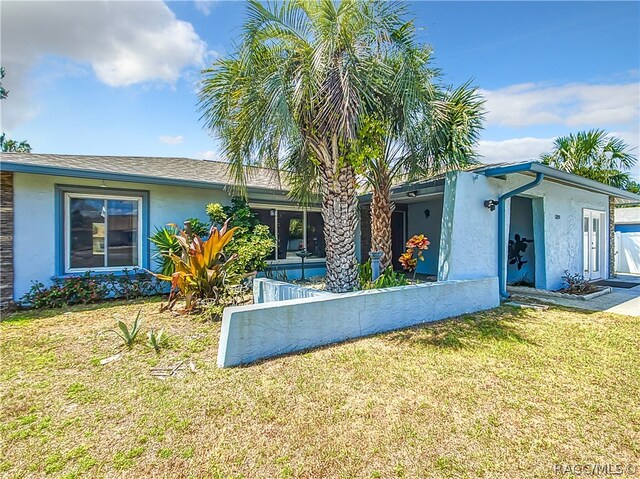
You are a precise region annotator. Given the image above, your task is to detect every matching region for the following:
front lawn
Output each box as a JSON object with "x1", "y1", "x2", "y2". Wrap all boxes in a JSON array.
[{"x1": 1, "y1": 301, "x2": 638, "y2": 478}]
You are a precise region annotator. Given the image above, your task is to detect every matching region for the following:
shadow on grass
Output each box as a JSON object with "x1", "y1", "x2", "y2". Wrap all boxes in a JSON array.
[{"x1": 384, "y1": 306, "x2": 535, "y2": 350}]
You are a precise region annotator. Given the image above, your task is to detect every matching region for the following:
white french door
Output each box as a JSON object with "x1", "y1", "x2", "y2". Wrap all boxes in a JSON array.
[{"x1": 583, "y1": 209, "x2": 605, "y2": 280}]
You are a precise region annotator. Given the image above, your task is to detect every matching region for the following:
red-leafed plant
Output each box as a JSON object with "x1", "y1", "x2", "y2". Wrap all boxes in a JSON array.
[
  {"x1": 399, "y1": 234, "x2": 430, "y2": 281},
  {"x1": 153, "y1": 220, "x2": 249, "y2": 312}
]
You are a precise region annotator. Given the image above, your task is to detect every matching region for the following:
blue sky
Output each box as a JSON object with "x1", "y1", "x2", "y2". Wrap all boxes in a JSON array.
[{"x1": 2, "y1": 1, "x2": 639, "y2": 179}]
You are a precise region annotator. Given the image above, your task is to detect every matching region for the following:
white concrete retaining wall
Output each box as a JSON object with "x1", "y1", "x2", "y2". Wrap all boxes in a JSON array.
[
  {"x1": 253, "y1": 278, "x2": 334, "y2": 304},
  {"x1": 218, "y1": 276, "x2": 500, "y2": 367}
]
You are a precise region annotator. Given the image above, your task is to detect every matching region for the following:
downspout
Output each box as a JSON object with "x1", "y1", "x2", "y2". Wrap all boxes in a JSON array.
[{"x1": 497, "y1": 172, "x2": 544, "y2": 299}]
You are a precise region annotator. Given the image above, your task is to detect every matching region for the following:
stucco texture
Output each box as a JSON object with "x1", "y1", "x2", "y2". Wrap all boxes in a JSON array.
[
  {"x1": 218, "y1": 276, "x2": 500, "y2": 367},
  {"x1": 12, "y1": 172, "x2": 229, "y2": 300},
  {"x1": 438, "y1": 171, "x2": 610, "y2": 291}
]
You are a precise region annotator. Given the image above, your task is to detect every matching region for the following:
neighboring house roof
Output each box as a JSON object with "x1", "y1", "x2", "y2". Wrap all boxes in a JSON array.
[
  {"x1": 362, "y1": 160, "x2": 640, "y2": 203},
  {"x1": 0, "y1": 153, "x2": 286, "y2": 192}
]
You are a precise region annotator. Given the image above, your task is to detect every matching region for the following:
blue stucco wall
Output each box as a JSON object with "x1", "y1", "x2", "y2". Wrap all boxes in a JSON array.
[
  {"x1": 12, "y1": 172, "x2": 325, "y2": 301},
  {"x1": 438, "y1": 172, "x2": 499, "y2": 282},
  {"x1": 438, "y1": 170, "x2": 610, "y2": 291}
]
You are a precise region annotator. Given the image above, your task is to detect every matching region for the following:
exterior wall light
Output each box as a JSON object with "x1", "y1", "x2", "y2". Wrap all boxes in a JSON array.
[
  {"x1": 407, "y1": 190, "x2": 418, "y2": 198},
  {"x1": 484, "y1": 199, "x2": 498, "y2": 211}
]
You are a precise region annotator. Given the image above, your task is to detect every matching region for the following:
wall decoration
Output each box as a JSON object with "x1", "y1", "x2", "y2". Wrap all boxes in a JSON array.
[{"x1": 508, "y1": 233, "x2": 533, "y2": 270}]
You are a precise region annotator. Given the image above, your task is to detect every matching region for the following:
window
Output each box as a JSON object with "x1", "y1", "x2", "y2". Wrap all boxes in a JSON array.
[
  {"x1": 64, "y1": 192, "x2": 142, "y2": 272},
  {"x1": 251, "y1": 207, "x2": 326, "y2": 261}
]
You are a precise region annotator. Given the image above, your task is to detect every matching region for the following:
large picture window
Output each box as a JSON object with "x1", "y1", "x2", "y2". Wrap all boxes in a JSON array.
[
  {"x1": 64, "y1": 192, "x2": 142, "y2": 272},
  {"x1": 251, "y1": 207, "x2": 326, "y2": 261}
]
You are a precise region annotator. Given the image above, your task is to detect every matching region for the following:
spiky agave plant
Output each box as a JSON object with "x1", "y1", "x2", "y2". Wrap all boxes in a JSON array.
[{"x1": 103, "y1": 310, "x2": 144, "y2": 347}]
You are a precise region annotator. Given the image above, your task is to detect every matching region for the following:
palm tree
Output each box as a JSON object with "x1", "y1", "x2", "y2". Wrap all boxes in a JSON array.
[
  {"x1": 199, "y1": 0, "x2": 427, "y2": 292},
  {"x1": 360, "y1": 82, "x2": 484, "y2": 269},
  {"x1": 0, "y1": 133, "x2": 31, "y2": 153},
  {"x1": 541, "y1": 129, "x2": 637, "y2": 276}
]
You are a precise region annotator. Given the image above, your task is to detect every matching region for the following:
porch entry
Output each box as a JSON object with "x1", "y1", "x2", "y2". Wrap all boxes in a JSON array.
[
  {"x1": 390, "y1": 210, "x2": 407, "y2": 270},
  {"x1": 583, "y1": 209, "x2": 605, "y2": 280}
]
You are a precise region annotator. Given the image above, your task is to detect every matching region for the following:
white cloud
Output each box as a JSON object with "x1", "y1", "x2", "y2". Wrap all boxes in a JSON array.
[
  {"x1": 159, "y1": 135, "x2": 184, "y2": 145},
  {"x1": 197, "y1": 150, "x2": 223, "y2": 161},
  {"x1": 194, "y1": 0, "x2": 216, "y2": 16},
  {"x1": 1, "y1": 1, "x2": 207, "y2": 129},
  {"x1": 482, "y1": 82, "x2": 640, "y2": 128},
  {"x1": 477, "y1": 137, "x2": 556, "y2": 164}
]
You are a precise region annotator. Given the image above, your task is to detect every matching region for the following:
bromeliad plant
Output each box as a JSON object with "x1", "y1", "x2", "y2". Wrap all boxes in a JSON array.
[
  {"x1": 399, "y1": 234, "x2": 431, "y2": 281},
  {"x1": 153, "y1": 220, "x2": 246, "y2": 312}
]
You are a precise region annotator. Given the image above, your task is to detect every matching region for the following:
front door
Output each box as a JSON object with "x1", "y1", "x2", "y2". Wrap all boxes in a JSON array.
[
  {"x1": 391, "y1": 211, "x2": 406, "y2": 270},
  {"x1": 583, "y1": 209, "x2": 605, "y2": 280}
]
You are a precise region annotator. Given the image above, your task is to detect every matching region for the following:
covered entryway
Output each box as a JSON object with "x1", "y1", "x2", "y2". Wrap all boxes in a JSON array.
[
  {"x1": 507, "y1": 196, "x2": 536, "y2": 287},
  {"x1": 359, "y1": 178, "x2": 445, "y2": 279}
]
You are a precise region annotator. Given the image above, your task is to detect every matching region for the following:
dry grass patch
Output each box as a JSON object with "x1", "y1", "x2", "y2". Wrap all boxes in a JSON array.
[{"x1": 1, "y1": 300, "x2": 638, "y2": 478}]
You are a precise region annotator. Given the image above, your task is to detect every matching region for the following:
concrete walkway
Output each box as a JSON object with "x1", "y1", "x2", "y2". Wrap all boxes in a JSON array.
[{"x1": 511, "y1": 275, "x2": 640, "y2": 317}]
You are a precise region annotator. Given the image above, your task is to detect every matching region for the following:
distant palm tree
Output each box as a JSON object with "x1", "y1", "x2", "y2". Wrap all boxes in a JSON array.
[
  {"x1": 0, "y1": 133, "x2": 31, "y2": 153},
  {"x1": 199, "y1": 0, "x2": 431, "y2": 292},
  {"x1": 541, "y1": 129, "x2": 637, "y2": 276}
]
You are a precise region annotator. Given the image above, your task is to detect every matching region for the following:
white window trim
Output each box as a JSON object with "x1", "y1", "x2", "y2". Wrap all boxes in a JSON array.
[
  {"x1": 250, "y1": 204, "x2": 326, "y2": 264},
  {"x1": 64, "y1": 192, "x2": 143, "y2": 273}
]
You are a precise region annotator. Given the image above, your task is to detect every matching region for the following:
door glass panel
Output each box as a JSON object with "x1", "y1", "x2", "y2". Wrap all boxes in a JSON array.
[
  {"x1": 592, "y1": 217, "x2": 600, "y2": 272},
  {"x1": 305, "y1": 212, "x2": 325, "y2": 258},
  {"x1": 252, "y1": 209, "x2": 276, "y2": 260},
  {"x1": 278, "y1": 211, "x2": 304, "y2": 259},
  {"x1": 69, "y1": 198, "x2": 106, "y2": 269},
  {"x1": 583, "y1": 216, "x2": 589, "y2": 274},
  {"x1": 107, "y1": 199, "x2": 139, "y2": 267}
]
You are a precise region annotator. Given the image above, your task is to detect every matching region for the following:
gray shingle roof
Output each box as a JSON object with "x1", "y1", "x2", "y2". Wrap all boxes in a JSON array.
[{"x1": 0, "y1": 153, "x2": 286, "y2": 191}]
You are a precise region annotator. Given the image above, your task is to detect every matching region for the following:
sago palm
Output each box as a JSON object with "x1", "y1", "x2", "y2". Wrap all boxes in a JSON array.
[
  {"x1": 541, "y1": 129, "x2": 637, "y2": 276},
  {"x1": 199, "y1": 0, "x2": 427, "y2": 292}
]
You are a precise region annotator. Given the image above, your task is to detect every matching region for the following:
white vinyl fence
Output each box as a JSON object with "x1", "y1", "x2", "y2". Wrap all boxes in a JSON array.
[{"x1": 616, "y1": 231, "x2": 640, "y2": 274}]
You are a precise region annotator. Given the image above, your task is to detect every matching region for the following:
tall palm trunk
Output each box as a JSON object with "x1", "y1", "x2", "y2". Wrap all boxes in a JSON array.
[
  {"x1": 609, "y1": 196, "x2": 616, "y2": 278},
  {"x1": 320, "y1": 163, "x2": 359, "y2": 292},
  {"x1": 370, "y1": 176, "x2": 395, "y2": 271}
]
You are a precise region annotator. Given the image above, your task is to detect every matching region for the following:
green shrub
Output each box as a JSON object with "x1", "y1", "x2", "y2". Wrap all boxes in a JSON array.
[
  {"x1": 358, "y1": 259, "x2": 408, "y2": 290},
  {"x1": 21, "y1": 272, "x2": 108, "y2": 308},
  {"x1": 184, "y1": 218, "x2": 210, "y2": 238},
  {"x1": 561, "y1": 270, "x2": 599, "y2": 294},
  {"x1": 20, "y1": 269, "x2": 163, "y2": 309},
  {"x1": 206, "y1": 197, "x2": 275, "y2": 275},
  {"x1": 147, "y1": 328, "x2": 166, "y2": 352},
  {"x1": 103, "y1": 268, "x2": 164, "y2": 299}
]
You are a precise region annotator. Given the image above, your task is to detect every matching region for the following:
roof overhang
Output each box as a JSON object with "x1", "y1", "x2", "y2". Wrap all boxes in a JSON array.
[
  {"x1": 482, "y1": 162, "x2": 640, "y2": 202},
  {"x1": 0, "y1": 160, "x2": 292, "y2": 198},
  {"x1": 359, "y1": 178, "x2": 446, "y2": 204}
]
